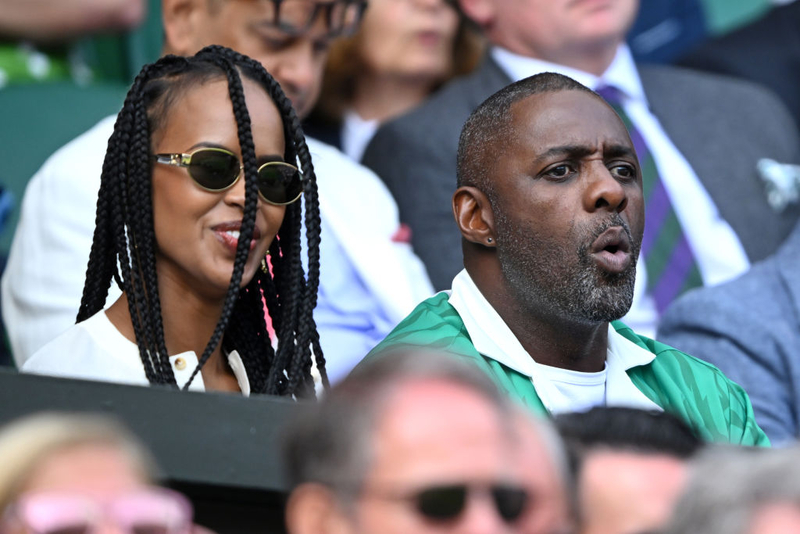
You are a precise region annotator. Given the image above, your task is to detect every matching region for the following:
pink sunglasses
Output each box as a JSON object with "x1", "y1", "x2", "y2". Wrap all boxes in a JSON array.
[{"x1": 2, "y1": 488, "x2": 193, "y2": 534}]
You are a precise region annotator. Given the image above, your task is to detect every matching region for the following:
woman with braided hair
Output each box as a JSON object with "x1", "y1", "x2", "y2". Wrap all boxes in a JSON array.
[{"x1": 23, "y1": 45, "x2": 326, "y2": 398}]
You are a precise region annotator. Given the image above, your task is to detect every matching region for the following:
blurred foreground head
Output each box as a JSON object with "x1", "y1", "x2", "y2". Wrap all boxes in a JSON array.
[
  {"x1": 664, "y1": 446, "x2": 800, "y2": 534},
  {"x1": 556, "y1": 407, "x2": 702, "y2": 534},
  {"x1": 0, "y1": 413, "x2": 192, "y2": 534},
  {"x1": 283, "y1": 351, "x2": 572, "y2": 534}
]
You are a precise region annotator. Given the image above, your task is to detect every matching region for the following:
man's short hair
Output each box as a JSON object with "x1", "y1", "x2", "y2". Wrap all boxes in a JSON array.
[
  {"x1": 456, "y1": 72, "x2": 599, "y2": 196},
  {"x1": 664, "y1": 446, "x2": 800, "y2": 534},
  {"x1": 555, "y1": 407, "x2": 703, "y2": 462},
  {"x1": 281, "y1": 351, "x2": 514, "y2": 500}
]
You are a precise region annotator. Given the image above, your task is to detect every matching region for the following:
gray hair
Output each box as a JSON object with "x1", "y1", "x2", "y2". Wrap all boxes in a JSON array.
[
  {"x1": 663, "y1": 445, "x2": 800, "y2": 534},
  {"x1": 282, "y1": 350, "x2": 517, "y2": 501}
]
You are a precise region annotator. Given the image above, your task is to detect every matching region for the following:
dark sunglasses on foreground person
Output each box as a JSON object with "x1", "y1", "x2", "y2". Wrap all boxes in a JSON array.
[
  {"x1": 262, "y1": 0, "x2": 367, "y2": 37},
  {"x1": 0, "y1": 488, "x2": 193, "y2": 534},
  {"x1": 357, "y1": 482, "x2": 529, "y2": 523},
  {"x1": 154, "y1": 147, "x2": 304, "y2": 206}
]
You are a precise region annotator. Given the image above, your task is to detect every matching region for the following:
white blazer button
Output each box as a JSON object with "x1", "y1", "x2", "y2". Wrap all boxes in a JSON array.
[{"x1": 174, "y1": 357, "x2": 187, "y2": 370}]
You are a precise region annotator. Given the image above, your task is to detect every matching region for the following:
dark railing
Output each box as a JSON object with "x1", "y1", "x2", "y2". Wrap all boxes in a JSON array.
[{"x1": 0, "y1": 369, "x2": 301, "y2": 534}]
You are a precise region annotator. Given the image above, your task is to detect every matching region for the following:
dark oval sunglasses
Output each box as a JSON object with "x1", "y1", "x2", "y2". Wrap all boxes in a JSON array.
[
  {"x1": 415, "y1": 484, "x2": 528, "y2": 523},
  {"x1": 361, "y1": 483, "x2": 528, "y2": 524},
  {"x1": 153, "y1": 147, "x2": 303, "y2": 206}
]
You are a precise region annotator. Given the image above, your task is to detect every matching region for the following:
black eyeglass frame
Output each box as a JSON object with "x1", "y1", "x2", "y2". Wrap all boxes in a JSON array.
[
  {"x1": 153, "y1": 147, "x2": 304, "y2": 206},
  {"x1": 264, "y1": 0, "x2": 368, "y2": 37}
]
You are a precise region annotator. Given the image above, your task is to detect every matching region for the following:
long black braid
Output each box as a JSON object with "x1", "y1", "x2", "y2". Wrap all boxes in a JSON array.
[{"x1": 77, "y1": 45, "x2": 327, "y2": 397}]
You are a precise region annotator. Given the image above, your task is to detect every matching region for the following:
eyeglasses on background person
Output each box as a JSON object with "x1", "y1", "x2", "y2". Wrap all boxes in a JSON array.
[
  {"x1": 261, "y1": 0, "x2": 367, "y2": 37},
  {"x1": 1, "y1": 489, "x2": 193, "y2": 534}
]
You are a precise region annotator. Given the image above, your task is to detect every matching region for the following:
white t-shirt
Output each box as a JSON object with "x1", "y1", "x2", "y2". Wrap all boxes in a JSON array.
[{"x1": 537, "y1": 364, "x2": 608, "y2": 415}]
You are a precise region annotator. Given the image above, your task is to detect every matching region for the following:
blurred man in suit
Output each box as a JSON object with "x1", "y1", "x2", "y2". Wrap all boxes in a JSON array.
[
  {"x1": 363, "y1": 0, "x2": 800, "y2": 338},
  {"x1": 659, "y1": 220, "x2": 800, "y2": 446}
]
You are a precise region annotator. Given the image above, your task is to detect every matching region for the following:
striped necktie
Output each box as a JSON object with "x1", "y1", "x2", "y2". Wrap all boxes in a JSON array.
[{"x1": 595, "y1": 85, "x2": 703, "y2": 314}]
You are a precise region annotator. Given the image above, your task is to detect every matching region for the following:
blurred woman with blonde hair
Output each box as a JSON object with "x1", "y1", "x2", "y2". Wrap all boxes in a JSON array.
[{"x1": 0, "y1": 413, "x2": 194, "y2": 534}]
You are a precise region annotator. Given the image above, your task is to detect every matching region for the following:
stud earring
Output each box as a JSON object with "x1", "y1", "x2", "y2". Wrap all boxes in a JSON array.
[{"x1": 487, "y1": 237, "x2": 493, "y2": 244}]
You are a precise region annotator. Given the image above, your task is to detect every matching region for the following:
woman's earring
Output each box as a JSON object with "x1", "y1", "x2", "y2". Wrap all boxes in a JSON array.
[
  {"x1": 261, "y1": 257, "x2": 270, "y2": 274},
  {"x1": 487, "y1": 237, "x2": 493, "y2": 245}
]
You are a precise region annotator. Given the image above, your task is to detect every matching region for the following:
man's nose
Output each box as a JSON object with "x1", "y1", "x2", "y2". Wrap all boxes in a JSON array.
[
  {"x1": 583, "y1": 164, "x2": 628, "y2": 214},
  {"x1": 269, "y1": 45, "x2": 317, "y2": 107},
  {"x1": 454, "y1": 494, "x2": 515, "y2": 534},
  {"x1": 414, "y1": 0, "x2": 448, "y2": 11}
]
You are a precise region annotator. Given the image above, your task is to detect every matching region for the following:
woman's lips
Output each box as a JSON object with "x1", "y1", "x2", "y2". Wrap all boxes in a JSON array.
[{"x1": 212, "y1": 222, "x2": 261, "y2": 255}]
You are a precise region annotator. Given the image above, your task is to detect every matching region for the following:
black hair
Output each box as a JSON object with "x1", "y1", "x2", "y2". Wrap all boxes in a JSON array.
[
  {"x1": 555, "y1": 406, "x2": 703, "y2": 481},
  {"x1": 456, "y1": 72, "x2": 599, "y2": 195},
  {"x1": 77, "y1": 45, "x2": 327, "y2": 397}
]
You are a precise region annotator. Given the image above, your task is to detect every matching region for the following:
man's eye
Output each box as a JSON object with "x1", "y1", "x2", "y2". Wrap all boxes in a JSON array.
[
  {"x1": 611, "y1": 165, "x2": 636, "y2": 179},
  {"x1": 546, "y1": 165, "x2": 573, "y2": 179}
]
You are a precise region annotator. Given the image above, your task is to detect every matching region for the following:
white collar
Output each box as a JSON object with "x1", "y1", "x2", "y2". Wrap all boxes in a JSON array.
[
  {"x1": 447, "y1": 270, "x2": 661, "y2": 413},
  {"x1": 490, "y1": 43, "x2": 648, "y2": 107}
]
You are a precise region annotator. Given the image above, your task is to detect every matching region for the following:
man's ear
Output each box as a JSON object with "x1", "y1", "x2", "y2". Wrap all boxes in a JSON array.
[
  {"x1": 453, "y1": 186, "x2": 496, "y2": 248},
  {"x1": 162, "y1": 0, "x2": 206, "y2": 56},
  {"x1": 285, "y1": 484, "x2": 354, "y2": 534},
  {"x1": 458, "y1": 0, "x2": 495, "y2": 28}
]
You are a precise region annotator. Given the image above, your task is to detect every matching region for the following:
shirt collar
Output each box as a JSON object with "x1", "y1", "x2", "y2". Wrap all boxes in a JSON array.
[
  {"x1": 448, "y1": 270, "x2": 660, "y2": 413},
  {"x1": 97, "y1": 311, "x2": 251, "y2": 395},
  {"x1": 167, "y1": 350, "x2": 251, "y2": 396},
  {"x1": 490, "y1": 43, "x2": 648, "y2": 107}
]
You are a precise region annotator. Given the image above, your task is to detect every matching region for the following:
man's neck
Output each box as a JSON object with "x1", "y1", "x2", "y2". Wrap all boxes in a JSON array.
[
  {"x1": 468, "y1": 265, "x2": 609, "y2": 373},
  {"x1": 492, "y1": 38, "x2": 620, "y2": 78}
]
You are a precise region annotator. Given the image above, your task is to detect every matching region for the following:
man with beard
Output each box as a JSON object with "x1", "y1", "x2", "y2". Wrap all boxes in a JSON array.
[{"x1": 365, "y1": 72, "x2": 768, "y2": 446}]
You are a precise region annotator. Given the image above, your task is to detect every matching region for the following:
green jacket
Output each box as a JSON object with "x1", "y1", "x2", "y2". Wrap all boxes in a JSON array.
[{"x1": 366, "y1": 293, "x2": 769, "y2": 447}]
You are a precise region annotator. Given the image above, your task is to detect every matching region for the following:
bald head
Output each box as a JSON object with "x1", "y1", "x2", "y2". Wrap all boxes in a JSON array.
[{"x1": 284, "y1": 351, "x2": 571, "y2": 534}]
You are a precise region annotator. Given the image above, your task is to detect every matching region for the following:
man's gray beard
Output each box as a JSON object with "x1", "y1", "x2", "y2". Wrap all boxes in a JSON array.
[{"x1": 496, "y1": 216, "x2": 639, "y2": 325}]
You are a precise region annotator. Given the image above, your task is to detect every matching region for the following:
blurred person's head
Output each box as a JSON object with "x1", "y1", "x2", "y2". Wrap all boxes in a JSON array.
[
  {"x1": 80, "y1": 46, "x2": 323, "y2": 395},
  {"x1": 556, "y1": 407, "x2": 702, "y2": 534},
  {"x1": 0, "y1": 413, "x2": 192, "y2": 534},
  {"x1": 161, "y1": 0, "x2": 368, "y2": 118},
  {"x1": 283, "y1": 351, "x2": 571, "y2": 534},
  {"x1": 664, "y1": 446, "x2": 800, "y2": 534},
  {"x1": 313, "y1": 0, "x2": 483, "y2": 123},
  {"x1": 457, "y1": 0, "x2": 639, "y2": 75}
]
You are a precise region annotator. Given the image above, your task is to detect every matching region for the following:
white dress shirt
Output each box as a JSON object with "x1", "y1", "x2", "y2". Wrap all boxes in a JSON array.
[
  {"x1": 491, "y1": 45, "x2": 750, "y2": 338},
  {"x1": 23, "y1": 310, "x2": 251, "y2": 394},
  {"x1": 340, "y1": 110, "x2": 379, "y2": 163},
  {"x1": 448, "y1": 270, "x2": 663, "y2": 414}
]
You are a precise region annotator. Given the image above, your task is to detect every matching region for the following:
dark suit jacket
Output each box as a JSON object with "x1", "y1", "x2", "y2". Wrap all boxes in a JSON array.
[
  {"x1": 362, "y1": 56, "x2": 800, "y2": 290},
  {"x1": 659, "y1": 222, "x2": 800, "y2": 445},
  {"x1": 679, "y1": 2, "x2": 800, "y2": 132}
]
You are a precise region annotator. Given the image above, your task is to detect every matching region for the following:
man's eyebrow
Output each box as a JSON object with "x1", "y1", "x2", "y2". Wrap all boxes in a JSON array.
[
  {"x1": 534, "y1": 144, "x2": 638, "y2": 163},
  {"x1": 604, "y1": 144, "x2": 638, "y2": 159},
  {"x1": 534, "y1": 145, "x2": 595, "y2": 163}
]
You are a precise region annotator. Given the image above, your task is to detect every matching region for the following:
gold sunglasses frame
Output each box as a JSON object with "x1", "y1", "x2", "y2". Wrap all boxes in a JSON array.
[{"x1": 153, "y1": 147, "x2": 303, "y2": 206}]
